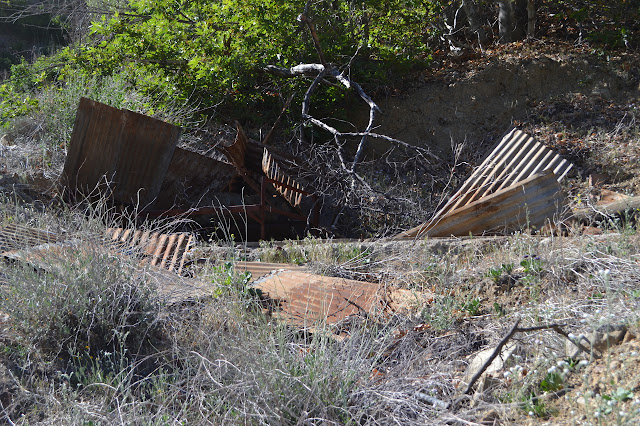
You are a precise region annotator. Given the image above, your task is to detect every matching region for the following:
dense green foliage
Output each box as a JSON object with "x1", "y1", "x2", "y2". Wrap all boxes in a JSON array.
[
  {"x1": 2, "y1": 0, "x2": 445, "y2": 125},
  {"x1": 3, "y1": 0, "x2": 640, "y2": 128}
]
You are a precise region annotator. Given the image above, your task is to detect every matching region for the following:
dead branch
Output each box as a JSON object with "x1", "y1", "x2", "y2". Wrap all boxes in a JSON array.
[
  {"x1": 463, "y1": 320, "x2": 593, "y2": 395},
  {"x1": 464, "y1": 319, "x2": 521, "y2": 395}
]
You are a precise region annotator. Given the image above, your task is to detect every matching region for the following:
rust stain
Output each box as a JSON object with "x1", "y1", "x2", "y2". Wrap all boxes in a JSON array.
[
  {"x1": 252, "y1": 270, "x2": 424, "y2": 326},
  {"x1": 62, "y1": 97, "x2": 181, "y2": 207}
]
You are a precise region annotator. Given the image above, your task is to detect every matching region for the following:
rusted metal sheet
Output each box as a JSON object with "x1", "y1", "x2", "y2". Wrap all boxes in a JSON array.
[
  {"x1": 401, "y1": 170, "x2": 562, "y2": 237},
  {"x1": 398, "y1": 129, "x2": 573, "y2": 238},
  {"x1": 262, "y1": 149, "x2": 305, "y2": 208},
  {"x1": 234, "y1": 261, "x2": 304, "y2": 281},
  {"x1": 155, "y1": 147, "x2": 237, "y2": 210},
  {"x1": 62, "y1": 97, "x2": 181, "y2": 207},
  {"x1": 0, "y1": 223, "x2": 59, "y2": 252},
  {"x1": 252, "y1": 270, "x2": 416, "y2": 326},
  {"x1": 437, "y1": 129, "x2": 571, "y2": 217},
  {"x1": 105, "y1": 228, "x2": 194, "y2": 274},
  {"x1": 218, "y1": 122, "x2": 248, "y2": 171},
  {"x1": 2, "y1": 239, "x2": 207, "y2": 305}
]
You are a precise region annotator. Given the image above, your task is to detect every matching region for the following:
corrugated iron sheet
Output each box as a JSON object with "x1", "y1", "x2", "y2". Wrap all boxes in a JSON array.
[
  {"x1": 398, "y1": 129, "x2": 573, "y2": 238},
  {"x1": 403, "y1": 169, "x2": 562, "y2": 237},
  {"x1": 155, "y1": 147, "x2": 237, "y2": 210},
  {"x1": 437, "y1": 129, "x2": 571, "y2": 217},
  {"x1": 262, "y1": 149, "x2": 305, "y2": 208},
  {"x1": 105, "y1": 228, "x2": 193, "y2": 274},
  {"x1": 234, "y1": 261, "x2": 304, "y2": 280},
  {"x1": 218, "y1": 122, "x2": 248, "y2": 171},
  {"x1": 62, "y1": 97, "x2": 181, "y2": 207},
  {"x1": 253, "y1": 270, "x2": 416, "y2": 326},
  {"x1": 0, "y1": 223, "x2": 59, "y2": 252}
]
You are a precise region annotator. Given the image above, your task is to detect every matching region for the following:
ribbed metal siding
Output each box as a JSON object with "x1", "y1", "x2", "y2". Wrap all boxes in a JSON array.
[
  {"x1": 62, "y1": 97, "x2": 181, "y2": 207},
  {"x1": 438, "y1": 129, "x2": 572, "y2": 216},
  {"x1": 105, "y1": 228, "x2": 193, "y2": 274},
  {"x1": 398, "y1": 129, "x2": 573, "y2": 238},
  {"x1": 262, "y1": 149, "x2": 304, "y2": 207},
  {"x1": 0, "y1": 223, "x2": 59, "y2": 252}
]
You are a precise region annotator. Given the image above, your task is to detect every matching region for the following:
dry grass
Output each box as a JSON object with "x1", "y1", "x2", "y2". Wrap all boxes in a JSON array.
[{"x1": 3, "y1": 187, "x2": 640, "y2": 425}]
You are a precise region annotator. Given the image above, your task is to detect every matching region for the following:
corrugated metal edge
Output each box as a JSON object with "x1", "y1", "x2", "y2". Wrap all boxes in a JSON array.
[
  {"x1": 397, "y1": 129, "x2": 573, "y2": 239},
  {"x1": 0, "y1": 223, "x2": 59, "y2": 252},
  {"x1": 405, "y1": 169, "x2": 562, "y2": 238},
  {"x1": 105, "y1": 228, "x2": 194, "y2": 274},
  {"x1": 434, "y1": 129, "x2": 572, "y2": 219},
  {"x1": 262, "y1": 149, "x2": 304, "y2": 207},
  {"x1": 62, "y1": 97, "x2": 181, "y2": 207}
]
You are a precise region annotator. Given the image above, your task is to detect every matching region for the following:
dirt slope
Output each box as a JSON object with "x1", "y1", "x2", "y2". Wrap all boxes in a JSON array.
[{"x1": 356, "y1": 43, "x2": 640, "y2": 165}]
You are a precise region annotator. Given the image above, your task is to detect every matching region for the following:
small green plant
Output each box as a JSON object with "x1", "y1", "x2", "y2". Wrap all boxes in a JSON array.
[
  {"x1": 520, "y1": 255, "x2": 543, "y2": 275},
  {"x1": 462, "y1": 298, "x2": 481, "y2": 316},
  {"x1": 487, "y1": 263, "x2": 514, "y2": 283},
  {"x1": 421, "y1": 295, "x2": 458, "y2": 330},
  {"x1": 211, "y1": 261, "x2": 252, "y2": 298},
  {"x1": 493, "y1": 302, "x2": 506, "y2": 317},
  {"x1": 539, "y1": 371, "x2": 564, "y2": 393},
  {"x1": 523, "y1": 395, "x2": 555, "y2": 418}
]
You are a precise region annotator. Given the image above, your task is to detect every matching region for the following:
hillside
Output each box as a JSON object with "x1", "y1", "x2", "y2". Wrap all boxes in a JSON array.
[{"x1": 2, "y1": 4, "x2": 640, "y2": 422}]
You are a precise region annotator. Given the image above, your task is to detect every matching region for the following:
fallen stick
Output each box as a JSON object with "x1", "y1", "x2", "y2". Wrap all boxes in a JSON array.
[{"x1": 463, "y1": 320, "x2": 594, "y2": 394}]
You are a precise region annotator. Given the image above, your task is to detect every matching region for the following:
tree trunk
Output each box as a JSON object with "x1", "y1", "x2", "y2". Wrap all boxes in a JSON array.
[
  {"x1": 497, "y1": 0, "x2": 515, "y2": 43},
  {"x1": 461, "y1": 0, "x2": 487, "y2": 47},
  {"x1": 527, "y1": 0, "x2": 536, "y2": 38}
]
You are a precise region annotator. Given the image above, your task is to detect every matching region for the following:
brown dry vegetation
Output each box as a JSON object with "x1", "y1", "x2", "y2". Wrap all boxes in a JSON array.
[{"x1": 2, "y1": 41, "x2": 640, "y2": 425}]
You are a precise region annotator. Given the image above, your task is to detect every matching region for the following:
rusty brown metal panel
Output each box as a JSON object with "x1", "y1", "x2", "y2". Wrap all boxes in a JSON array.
[
  {"x1": 155, "y1": 147, "x2": 237, "y2": 210},
  {"x1": 104, "y1": 227, "x2": 193, "y2": 274},
  {"x1": 399, "y1": 129, "x2": 573, "y2": 239},
  {"x1": 62, "y1": 97, "x2": 181, "y2": 207},
  {"x1": 234, "y1": 261, "x2": 304, "y2": 281},
  {"x1": 405, "y1": 170, "x2": 562, "y2": 238},
  {"x1": 262, "y1": 149, "x2": 304, "y2": 207},
  {"x1": 219, "y1": 123, "x2": 248, "y2": 170},
  {"x1": 253, "y1": 271, "x2": 388, "y2": 326},
  {"x1": 435, "y1": 129, "x2": 572, "y2": 219}
]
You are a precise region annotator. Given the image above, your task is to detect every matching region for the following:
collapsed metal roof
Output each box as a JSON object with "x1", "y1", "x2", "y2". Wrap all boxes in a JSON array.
[
  {"x1": 61, "y1": 99, "x2": 319, "y2": 240},
  {"x1": 155, "y1": 147, "x2": 237, "y2": 210},
  {"x1": 398, "y1": 129, "x2": 574, "y2": 238}
]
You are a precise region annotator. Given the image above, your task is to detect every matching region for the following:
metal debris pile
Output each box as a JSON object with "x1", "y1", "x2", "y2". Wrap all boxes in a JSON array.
[
  {"x1": 2, "y1": 98, "x2": 587, "y2": 325},
  {"x1": 62, "y1": 97, "x2": 319, "y2": 240}
]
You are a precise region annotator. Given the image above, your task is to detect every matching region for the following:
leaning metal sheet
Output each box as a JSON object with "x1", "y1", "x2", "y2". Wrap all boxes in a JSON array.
[{"x1": 62, "y1": 97, "x2": 181, "y2": 207}]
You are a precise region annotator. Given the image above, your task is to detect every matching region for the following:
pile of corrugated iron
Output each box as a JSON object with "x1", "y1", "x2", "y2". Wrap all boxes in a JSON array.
[
  {"x1": 0, "y1": 223, "x2": 193, "y2": 275},
  {"x1": 397, "y1": 129, "x2": 574, "y2": 238},
  {"x1": 61, "y1": 97, "x2": 319, "y2": 240}
]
